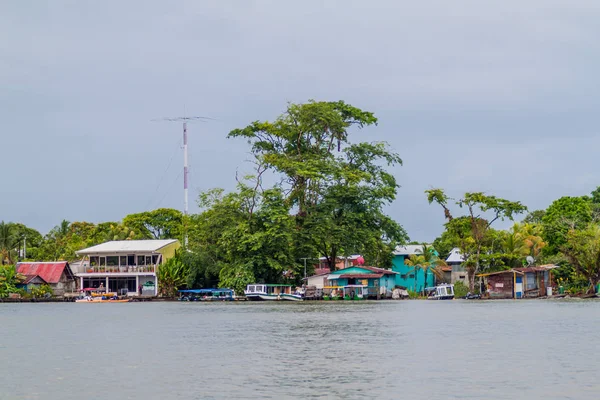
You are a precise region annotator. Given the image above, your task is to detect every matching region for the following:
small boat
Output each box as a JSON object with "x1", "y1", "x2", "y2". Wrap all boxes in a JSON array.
[
  {"x1": 75, "y1": 289, "x2": 130, "y2": 303},
  {"x1": 244, "y1": 284, "x2": 300, "y2": 301},
  {"x1": 426, "y1": 284, "x2": 455, "y2": 300},
  {"x1": 75, "y1": 296, "x2": 130, "y2": 303},
  {"x1": 178, "y1": 288, "x2": 235, "y2": 301}
]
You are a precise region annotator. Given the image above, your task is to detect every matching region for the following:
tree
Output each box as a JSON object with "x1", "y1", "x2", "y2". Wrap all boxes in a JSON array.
[
  {"x1": 523, "y1": 210, "x2": 546, "y2": 224},
  {"x1": 561, "y1": 224, "x2": 600, "y2": 294},
  {"x1": 541, "y1": 196, "x2": 593, "y2": 255},
  {"x1": 157, "y1": 254, "x2": 188, "y2": 297},
  {"x1": 123, "y1": 208, "x2": 183, "y2": 240},
  {"x1": 228, "y1": 100, "x2": 407, "y2": 270},
  {"x1": 0, "y1": 222, "x2": 17, "y2": 264},
  {"x1": 426, "y1": 189, "x2": 527, "y2": 291}
]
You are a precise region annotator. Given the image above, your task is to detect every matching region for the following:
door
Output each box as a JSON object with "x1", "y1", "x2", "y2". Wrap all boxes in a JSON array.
[{"x1": 515, "y1": 276, "x2": 523, "y2": 299}]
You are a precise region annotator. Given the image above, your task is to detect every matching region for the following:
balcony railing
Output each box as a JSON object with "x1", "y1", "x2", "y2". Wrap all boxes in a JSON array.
[{"x1": 79, "y1": 265, "x2": 157, "y2": 274}]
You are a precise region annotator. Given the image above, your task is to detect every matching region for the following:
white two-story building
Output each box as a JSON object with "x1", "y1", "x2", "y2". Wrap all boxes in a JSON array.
[{"x1": 74, "y1": 239, "x2": 181, "y2": 296}]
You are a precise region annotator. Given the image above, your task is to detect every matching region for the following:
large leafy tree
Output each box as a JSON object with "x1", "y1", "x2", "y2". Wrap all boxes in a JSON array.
[
  {"x1": 426, "y1": 189, "x2": 527, "y2": 291},
  {"x1": 123, "y1": 208, "x2": 183, "y2": 240},
  {"x1": 228, "y1": 100, "x2": 407, "y2": 270},
  {"x1": 561, "y1": 224, "x2": 600, "y2": 294},
  {"x1": 541, "y1": 196, "x2": 593, "y2": 255}
]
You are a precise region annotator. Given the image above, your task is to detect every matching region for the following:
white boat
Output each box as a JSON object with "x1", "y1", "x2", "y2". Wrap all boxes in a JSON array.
[
  {"x1": 244, "y1": 284, "x2": 303, "y2": 301},
  {"x1": 426, "y1": 284, "x2": 455, "y2": 300}
]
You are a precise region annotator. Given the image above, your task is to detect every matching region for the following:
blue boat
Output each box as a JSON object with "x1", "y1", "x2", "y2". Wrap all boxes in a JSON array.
[{"x1": 178, "y1": 288, "x2": 234, "y2": 301}]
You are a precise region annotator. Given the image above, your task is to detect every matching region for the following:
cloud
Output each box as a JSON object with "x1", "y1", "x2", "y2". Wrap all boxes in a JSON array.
[{"x1": 1, "y1": 0, "x2": 599, "y2": 241}]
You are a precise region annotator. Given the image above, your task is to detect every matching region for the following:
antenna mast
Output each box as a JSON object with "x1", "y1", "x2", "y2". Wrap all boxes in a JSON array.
[{"x1": 152, "y1": 115, "x2": 212, "y2": 247}]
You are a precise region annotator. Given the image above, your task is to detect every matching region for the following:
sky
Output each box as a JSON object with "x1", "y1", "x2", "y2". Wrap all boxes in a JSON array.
[{"x1": 1, "y1": 0, "x2": 599, "y2": 242}]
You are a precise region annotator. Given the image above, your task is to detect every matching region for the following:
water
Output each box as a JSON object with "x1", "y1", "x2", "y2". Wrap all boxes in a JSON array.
[{"x1": 0, "y1": 300, "x2": 599, "y2": 400}]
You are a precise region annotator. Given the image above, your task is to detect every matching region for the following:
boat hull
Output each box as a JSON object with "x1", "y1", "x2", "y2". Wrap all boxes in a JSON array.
[
  {"x1": 280, "y1": 294, "x2": 303, "y2": 301},
  {"x1": 75, "y1": 299, "x2": 130, "y2": 303},
  {"x1": 428, "y1": 296, "x2": 454, "y2": 300},
  {"x1": 245, "y1": 294, "x2": 281, "y2": 301}
]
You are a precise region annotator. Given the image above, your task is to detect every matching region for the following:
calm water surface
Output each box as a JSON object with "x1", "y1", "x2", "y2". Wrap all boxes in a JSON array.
[{"x1": 1, "y1": 300, "x2": 599, "y2": 400}]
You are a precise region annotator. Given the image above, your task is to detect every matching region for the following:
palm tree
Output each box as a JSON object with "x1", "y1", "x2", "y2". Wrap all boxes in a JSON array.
[
  {"x1": 405, "y1": 244, "x2": 446, "y2": 294},
  {"x1": 0, "y1": 222, "x2": 17, "y2": 265}
]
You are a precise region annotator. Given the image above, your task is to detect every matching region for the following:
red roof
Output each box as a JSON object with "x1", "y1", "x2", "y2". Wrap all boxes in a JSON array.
[
  {"x1": 16, "y1": 262, "x2": 74, "y2": 284},
  {"x1": 23, "y1": 275, "x2": 47, "y2": 284}
]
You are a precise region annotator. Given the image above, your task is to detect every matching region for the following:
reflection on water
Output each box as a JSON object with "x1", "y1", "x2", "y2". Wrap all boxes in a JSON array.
[{"x1": 1, "y1": 300, "x2": 599, "y2": 400}]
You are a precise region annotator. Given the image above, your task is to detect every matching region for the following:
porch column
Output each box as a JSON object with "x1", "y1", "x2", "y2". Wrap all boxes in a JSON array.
[
  {"x1": 105, "y1": 276, "x2": 109, "y2": 293},
  {"x1": 80, "y1": 276, "x2": 83, "y2": 290},
  {"x1": 136, "y1": 275, "x2": 139, "y2": 296}
]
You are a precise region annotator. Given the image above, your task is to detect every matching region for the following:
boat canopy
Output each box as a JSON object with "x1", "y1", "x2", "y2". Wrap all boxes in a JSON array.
[{"x1": 179, "y1": 288, "x2": 233, "y2": 294}]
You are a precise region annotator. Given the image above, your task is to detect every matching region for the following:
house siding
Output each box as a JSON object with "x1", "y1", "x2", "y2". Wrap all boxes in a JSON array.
[{"x1": 391, "y1": 255, "x2": 435, "y2": 292}]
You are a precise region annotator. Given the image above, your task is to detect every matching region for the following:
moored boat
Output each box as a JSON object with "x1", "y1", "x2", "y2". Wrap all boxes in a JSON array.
[
  {"x1": 426, "y1": 284, "x2": 455, "y2": 300},
  {"x1": 244, "y1": 284, "x2": 300, "y2": 301}
]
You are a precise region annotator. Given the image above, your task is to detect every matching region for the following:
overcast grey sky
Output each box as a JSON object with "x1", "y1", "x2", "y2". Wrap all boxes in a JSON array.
[{"x1": 1, "y1": 0, "x2": 599, "y2": 241}]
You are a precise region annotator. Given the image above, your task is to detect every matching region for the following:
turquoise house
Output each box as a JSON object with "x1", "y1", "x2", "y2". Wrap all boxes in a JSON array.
[
  {"x1": 326, "y1": 266, "x2": 398, "y2": 298},
  {"x1": 392, "y1": 245, "x2": 437, "y2": 292}
]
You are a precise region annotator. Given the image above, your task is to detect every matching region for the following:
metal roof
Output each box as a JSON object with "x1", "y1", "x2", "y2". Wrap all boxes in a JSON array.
[
  {"x1": 76, "y1": 239, "x2": 179, "y2": 255},
  {"x1": 22, "y1": 274, "x2": 47, "y2": 285},
  {"x1": 16, "y1": 262, "x2": 73, "y2": 284},
  {"x1": 328, "y1": 273, "x2": 384, "y2": 279},
  {"x1": 446, "y1": 247, "x2": 464, "y2": 263},
  {"x1": 393, "y1": 245, "x2": 424, "y2": 256}
]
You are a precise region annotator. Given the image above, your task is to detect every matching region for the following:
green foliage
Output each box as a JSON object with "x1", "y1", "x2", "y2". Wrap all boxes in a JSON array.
[
  {"x1": 31, "y1": 284, "x2": 53, "y2": 298},
  {"x1": 560, "y1": 224, "x2": 600, "y2": 294},
  {"x1": 157, "y1": 252, "x2": 189, "y2": 297},
  {"x1": 425, "y1": 189, "x2": 527, "y2": 291},
  {"x1": 523, "y1": 210, "x2": 546, "y2": 224},
  {"x1": 228, "y1": 100, "x2": 407, "y2": 273},
  {"x1": 542, "y1": 196, "x2": 593, "y2": 255},
  {"x1": 453, "y1": 281, "x2": 469, "y2": 298},
  {"x1": 122, "y1": 208, "x2": 183, "y2": 240},
  {"x1": 0, "y1": 265, "x2": 24, "y2": 298},
  {"x1": 407, "y1": 289, "x2": 420, "y2": 299}
]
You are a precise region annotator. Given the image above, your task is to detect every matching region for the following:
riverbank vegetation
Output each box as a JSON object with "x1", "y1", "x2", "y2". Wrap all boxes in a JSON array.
[{"x1": 1, "y1": 101, "x2": 600, "y2": 295}]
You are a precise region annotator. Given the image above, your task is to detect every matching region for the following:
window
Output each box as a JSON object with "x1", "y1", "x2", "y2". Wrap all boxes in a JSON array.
[
  {"x1": 119, "y1": 256, "x2": 127, "y2": 266},
  {"x1": 152, "y1": 255, "x2": 159, "y2": 265},
  {"x1": 99, "y1": 257, "x2": 106, "y2": 266},
  {"x1": 90, "y1": 256, "x2": 99, "y2": 267},
  {"x1": 459, "y1": 275, "x2": 465, "y2": 279},
  {"x1": 409, "y1": 274, "x2": 415, "y2": 279},
  {"x1": 137, "y1": 255, "x2": 146, "y2": 265},
  {"x1": 106, "y1": 256, "x2": 119, "y2": 266},
  {"x1": 400, "y1": 274, "x2": 407, "y2": 279}
]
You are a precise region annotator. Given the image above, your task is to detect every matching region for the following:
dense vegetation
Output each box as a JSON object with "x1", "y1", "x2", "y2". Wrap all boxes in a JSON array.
[{"x1": 1, "y1": 101, "x2": 600, "y2": 296}]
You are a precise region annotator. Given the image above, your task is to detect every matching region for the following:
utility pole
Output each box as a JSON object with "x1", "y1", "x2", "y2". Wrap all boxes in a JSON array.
[
  {"x1": 300, "y1": 258, "x2": 311, "y2": 279},
  {"x1": 152, "y1": 115, "x2": 212, "y2": 247}
]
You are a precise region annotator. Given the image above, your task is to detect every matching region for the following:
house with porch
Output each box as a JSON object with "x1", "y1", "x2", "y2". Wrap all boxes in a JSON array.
[
  {"x1": 15, "y1": 262, "x2": 77, "y2": 295},
  {"x1": 391, "y1": 245, "x2": 438, "y2": 292},
  {"x1": 326, "y1": 266, "x2": 398, "y2": 299},
  {"x1": 74, "y1": 239, "x2": 181, "y2": 296}
]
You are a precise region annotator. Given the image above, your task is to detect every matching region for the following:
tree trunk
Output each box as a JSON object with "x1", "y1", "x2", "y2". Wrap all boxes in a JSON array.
[{"x1": 468, "y1": 271, "x2": 476, "y2": 293}]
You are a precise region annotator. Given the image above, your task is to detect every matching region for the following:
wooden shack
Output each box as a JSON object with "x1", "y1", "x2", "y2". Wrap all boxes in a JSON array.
[{"x1": 478, "y1": 265, "x2": 558, "y2": 299}]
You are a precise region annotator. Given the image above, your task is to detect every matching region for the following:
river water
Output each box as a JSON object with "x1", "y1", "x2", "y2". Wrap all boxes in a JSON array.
[{"x1": 0, "y1": 300, "x2": 598, "y2": 400}]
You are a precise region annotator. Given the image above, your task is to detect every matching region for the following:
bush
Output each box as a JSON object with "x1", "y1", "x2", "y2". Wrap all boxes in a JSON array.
[
  {"x1": 453, "y1": 281, "x2": 469, "y2": 298},
  {"x1": 31, "y1": 284, "x2": 53, "y2": 298},
  {"x1": 407, "y1": 289, "x2": 420, "y2": 299}
]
